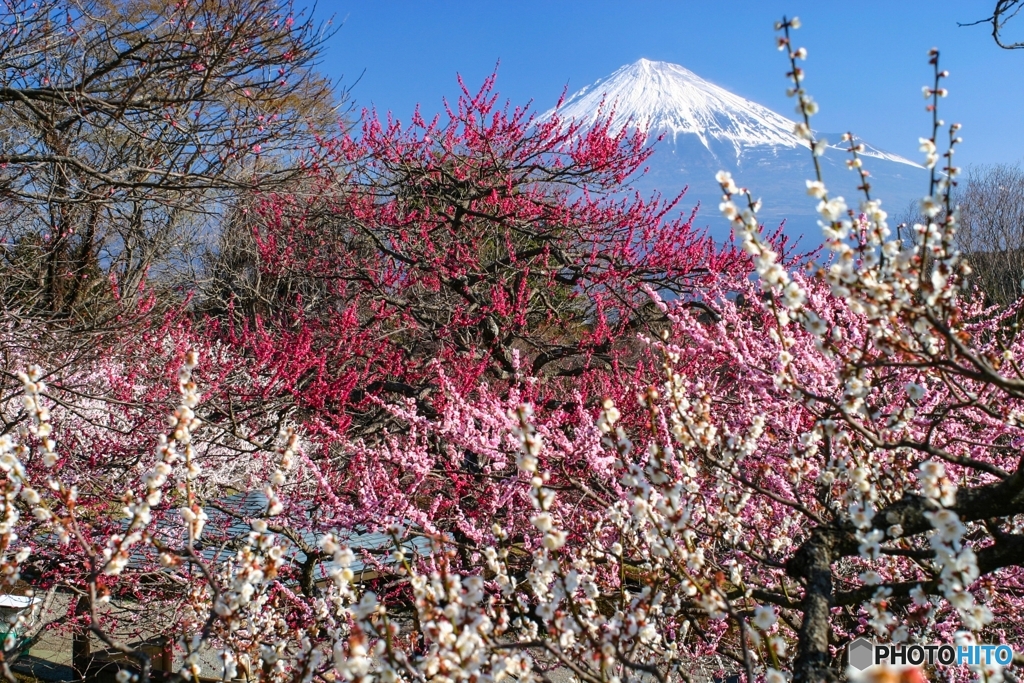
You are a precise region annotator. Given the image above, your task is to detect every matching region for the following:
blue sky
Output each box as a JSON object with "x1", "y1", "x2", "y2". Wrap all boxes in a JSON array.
[{"x1": 315, "y1": 1, "x2": 1022, "y2": 169}]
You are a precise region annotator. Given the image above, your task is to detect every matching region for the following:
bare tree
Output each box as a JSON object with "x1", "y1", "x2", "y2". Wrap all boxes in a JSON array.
[
  {"x1": 0, "y1": 0, "x2": 340, "y2": 317},
  {"x1": 956, "y1": 164, "x2": 1024, "y2": 306},
  {"x1": 894, "y1": 164, "x2": 1024, "y2": 308}
]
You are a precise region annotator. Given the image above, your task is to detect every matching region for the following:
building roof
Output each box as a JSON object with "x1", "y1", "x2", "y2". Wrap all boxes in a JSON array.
[{"x1": 138, "y1": 491, "x2": 433, "y2": 584}]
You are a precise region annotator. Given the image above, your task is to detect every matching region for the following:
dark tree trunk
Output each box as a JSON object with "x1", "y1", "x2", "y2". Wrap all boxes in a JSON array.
[{"x1": 72, "y1": 594, "x2": 92, "y2": 681}]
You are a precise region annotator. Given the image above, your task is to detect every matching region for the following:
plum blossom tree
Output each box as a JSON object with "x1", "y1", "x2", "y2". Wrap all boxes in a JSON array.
[
  {"x1": 212, "y1": 73, "x2": 753, "y2": 440},
  {"x1": 321, "y1": 21, "x2": 1024, "y2": 683},
  {"x1": 0, "y1": 49, "x2": 744, "y2": 680},
  {"x1": 0, "y1": 309, "x2": 301, "y2": 678},
  {"x1": 1, "y1": 16, "x2": 1023, "y2": 683}
]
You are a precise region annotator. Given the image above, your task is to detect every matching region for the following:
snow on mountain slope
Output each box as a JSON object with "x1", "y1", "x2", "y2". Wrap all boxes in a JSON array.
[
  {"x1": 544, "y1": 59, "x2": 925, "y2": 239},
  {"x1": 545, "y1": 58, "x2": 919, "y2": 168},
  {"x1": 548, "y1": 59, "x2": 802, "y2": 157}
]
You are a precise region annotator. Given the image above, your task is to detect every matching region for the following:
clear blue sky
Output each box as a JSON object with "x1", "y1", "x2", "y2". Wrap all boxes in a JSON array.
[{"x1": 314, "y1": 1, "x2": 1022, "y2": 169}]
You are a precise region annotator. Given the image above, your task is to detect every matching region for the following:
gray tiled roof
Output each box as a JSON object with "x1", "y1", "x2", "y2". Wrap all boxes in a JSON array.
[{"x1": 134, "y1": 491, "x2": 432, "y2": 582}]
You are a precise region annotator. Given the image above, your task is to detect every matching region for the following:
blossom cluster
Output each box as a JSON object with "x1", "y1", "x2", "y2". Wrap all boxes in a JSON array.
[{"x1": 0, "y1": 16, "x2": 1020, "y2": 683}]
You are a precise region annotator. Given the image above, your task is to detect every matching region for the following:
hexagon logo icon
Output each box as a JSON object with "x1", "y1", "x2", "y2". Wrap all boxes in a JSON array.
[{"x1": 848, "y1": 638, "x2": 875, "y2": 671}]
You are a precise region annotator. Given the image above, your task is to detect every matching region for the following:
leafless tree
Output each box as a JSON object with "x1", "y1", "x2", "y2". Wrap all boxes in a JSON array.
[
  {"x1": 956, "y1": 164, "x2": 1024, "y2": 306},
  {"x1": 0, "y1": 0, "x2": 340, "y2": 317},
  {"x1": 895, "y1": 164, "x2": 1024, "y2": 308}
]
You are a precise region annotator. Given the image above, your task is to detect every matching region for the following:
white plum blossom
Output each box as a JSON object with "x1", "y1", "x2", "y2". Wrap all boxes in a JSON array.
[
  {"x1": 904, "y1": 382, "x2": 926, "y2": 401},
  {"x1": 805, "y1": 179, "x2": 827, "y2": 198},
  {"x1": 753, "y1": 606, "x2": 778, "y2": 631},
  {"x1": 817, "y1": 196, "x2": 848, "y2": 222}
]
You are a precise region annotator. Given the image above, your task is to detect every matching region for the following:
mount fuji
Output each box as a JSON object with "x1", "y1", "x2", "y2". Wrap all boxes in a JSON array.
[{"x1": 545, "y1": 59, "x2": 926, "y2": 241}]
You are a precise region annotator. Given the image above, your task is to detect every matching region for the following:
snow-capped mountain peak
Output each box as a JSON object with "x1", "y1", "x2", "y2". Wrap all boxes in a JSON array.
[
  {"x1": 546, "y1": 58, "x2": 804, "y2": 157},
  {"x1": 546, "y1": 59, "x2": 918, "y2": 168},
  {"x1": 543, "y1": 59, "x2": 924, "y2": 238}
]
